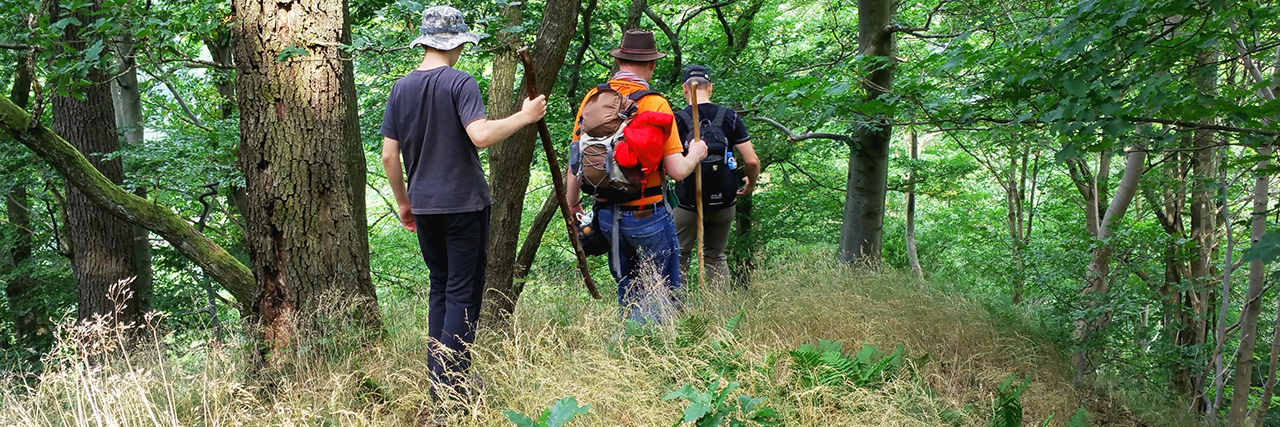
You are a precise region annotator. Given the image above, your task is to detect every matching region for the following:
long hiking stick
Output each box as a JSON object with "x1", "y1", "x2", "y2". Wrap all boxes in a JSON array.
[
  {"x1": 691, "y1": 82, "x2": 706, "y2": 290},
  {"x1": 517, "y1": 47, "x2": 602, "y2": 300}
]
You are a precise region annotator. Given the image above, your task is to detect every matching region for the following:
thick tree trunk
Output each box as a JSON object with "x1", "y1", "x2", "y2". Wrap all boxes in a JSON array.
[
  {"x1": 1, "y1": 95, "x2": 258, "y2": 309},
  {"x1": 231, "y1": 0, "x2": 379, "y2": 348},
  {"x1": 838, "y1": 0, "x2": 895, "y2": 263},
  {"x1": 53, "y1": 2, "x2": 140, "y2": 325},
  {"x1": 481, "y1": 0, "x2": 580, "y2": 320},
  {"x1": 1228, "y1": 147, "x2": 1271, "y2": 426},
  {"x1": 905, "y1": 130, "x2": 922, "y2": 280},
  {"x1": 111, "y1": 34, "x2": 153, "y2": 314}
]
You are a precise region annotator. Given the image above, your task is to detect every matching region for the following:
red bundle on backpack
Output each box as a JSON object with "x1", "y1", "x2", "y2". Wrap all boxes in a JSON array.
[{"x1": 615, "y1": 110, "x2": 672, "y2": 174}]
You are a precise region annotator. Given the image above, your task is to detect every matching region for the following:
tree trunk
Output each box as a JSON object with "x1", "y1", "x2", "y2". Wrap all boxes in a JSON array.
[
  {"x1": 1183, "y1": 48, "x2": 1219, "y2": 409},
  {"x1": 837, "y1": 0, "x2": 895, "y2": 264},
  {"x1": 625, "y1": 0, "x2": 646, "y2": 31},
  {"x1": 1256, "y1": 294, "x2": 1280, "y2": 426},
  {"x1": 483, "y1": 0, "x2": 526, "y2": 321},
  {"x1": 1075, "y1": 144, "x2": 1146, "y2": 383},
  {"x1": 231, "y1": 0, "x2": 379, "y2": 348},
  {"x1": 564, "y1": 0, "x2": 597, "y2": 114},
  {"x1": 905, "y1": 130, "x2": 922, "y2": 280},
  {"x1": 1, "y1": 95, "x2": 259, "y2": 310},
  {"x1": 111, "y1": 33, "x2": 153, "y2": 315},
  {"x1": 5, "y1": 53, "x2": 43, "y2": 347},
  {"x1": 481, "y1": 0, "x2": 580, "y2": 320},
  {"x1": 1228, "y1": 146, "x2": 1271, "y2": 426},
  {"x1": 53, "y1": 0, "x2": 140, "y2": 325},
  {"x1": 514, "y1": 192, "x2": 560, "y2": 282}
]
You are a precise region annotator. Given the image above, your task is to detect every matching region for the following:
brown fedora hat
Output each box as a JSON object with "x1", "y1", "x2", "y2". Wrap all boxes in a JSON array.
[{"x1": 609, "y1": 30, "x2": 666, "y2": 62}]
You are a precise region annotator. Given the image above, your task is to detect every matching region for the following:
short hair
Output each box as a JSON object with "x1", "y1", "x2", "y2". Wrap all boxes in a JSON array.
[
  {"x1": 615, "y1": 58, "x2": 655, "y2": 68},
  {"x1": 682, "y1": 77, "x2": 711, "y2": 90}
]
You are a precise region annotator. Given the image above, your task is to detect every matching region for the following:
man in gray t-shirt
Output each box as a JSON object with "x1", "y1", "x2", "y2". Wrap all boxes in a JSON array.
[{"x1": 378, "y1": 5, "x2": 545, "y2": 399}]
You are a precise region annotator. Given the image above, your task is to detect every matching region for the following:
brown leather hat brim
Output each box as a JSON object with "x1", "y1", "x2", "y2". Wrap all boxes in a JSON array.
[{"x1": 609, "y1": 48, "x2": 667, "y2": 62}]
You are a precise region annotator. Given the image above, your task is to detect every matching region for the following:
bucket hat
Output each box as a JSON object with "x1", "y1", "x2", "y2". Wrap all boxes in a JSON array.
[
  {"x1": 609, "y1": 30, "x2": 666, "y2": 62},
  {"x1": 409, "y1": 6, "x2": 481, "y2": 50}
]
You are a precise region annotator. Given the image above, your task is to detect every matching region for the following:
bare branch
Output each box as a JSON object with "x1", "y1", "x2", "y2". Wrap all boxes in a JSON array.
[{"x1": 750, "y1": 116, "x2": 854, "y2": 144}]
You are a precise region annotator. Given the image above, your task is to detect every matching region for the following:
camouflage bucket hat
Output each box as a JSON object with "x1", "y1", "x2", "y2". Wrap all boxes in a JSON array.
[{"x1": 409, "y1": 6, "x2": 482, "y2": 50}]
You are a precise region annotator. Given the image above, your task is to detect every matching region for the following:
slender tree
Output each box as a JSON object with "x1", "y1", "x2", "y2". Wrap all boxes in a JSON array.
[{"x1": 481, "y1": 0, "x2": 579, "y2": 319}]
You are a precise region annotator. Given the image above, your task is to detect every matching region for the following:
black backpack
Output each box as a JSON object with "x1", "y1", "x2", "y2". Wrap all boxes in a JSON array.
[{"x1": 675, "y1": 105, "x2": 738, "y2": 211}]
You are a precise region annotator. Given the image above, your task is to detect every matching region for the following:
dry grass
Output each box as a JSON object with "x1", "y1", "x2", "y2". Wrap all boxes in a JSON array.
[{"x1": 0, "y1": 251, "x2": 1167, "y2": 426}]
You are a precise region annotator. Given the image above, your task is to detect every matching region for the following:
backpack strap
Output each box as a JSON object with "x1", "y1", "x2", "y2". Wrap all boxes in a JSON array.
[
  {"x1": 626, "y1": 89, "x2": 657, "y2": 102},
  {"x1": 710, "y1": 104, "x2": 729, "y2": 129}
]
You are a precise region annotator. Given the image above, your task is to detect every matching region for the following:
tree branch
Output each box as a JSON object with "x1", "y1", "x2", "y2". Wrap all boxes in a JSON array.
[
  {"x1": 0, "y1": 95, "x2": 257, "y2": 310},
  {"x1": 750, "y1": 116, "x2": 854, "y2": 144},
  {"x1": 781, "y1": 160, "x2": 845, "y2": 193}
]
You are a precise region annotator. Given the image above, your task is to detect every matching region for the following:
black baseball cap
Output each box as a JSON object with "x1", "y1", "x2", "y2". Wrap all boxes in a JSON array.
[{"x1": 682, "y1": 65, "x2": 711, "y2": 83}]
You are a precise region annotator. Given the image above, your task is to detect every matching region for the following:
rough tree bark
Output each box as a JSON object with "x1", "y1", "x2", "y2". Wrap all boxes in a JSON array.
[
  {"x1": 0, "y1": 95, "x2": 258, "y2": 310},
  {"x1": 53, "y1": 0, "x2": 141, "y2": 325},
  {"x1": 231, "y1": 0, "x2": 379, "y2": 347},
  {"x1": 1178, "y1": 48, "x2": 1218, "y2": 408},
  {"x1": 483, "y1": 0, "x2": 526, "y2": 320},
  {"x1": 838, "y1": 0, "x2": 895, "y2": 263},
  {"x1": 482, "y1": 0, "x2": 580, "y2": 320}
]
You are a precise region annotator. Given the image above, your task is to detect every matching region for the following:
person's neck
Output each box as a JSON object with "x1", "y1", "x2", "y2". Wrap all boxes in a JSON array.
[
  {"x1": 418, "y1": 51, "x2": 452, "y2": 71},
  {"x1": 616, "y1": 65, "x2": 653, "y2": 82}
]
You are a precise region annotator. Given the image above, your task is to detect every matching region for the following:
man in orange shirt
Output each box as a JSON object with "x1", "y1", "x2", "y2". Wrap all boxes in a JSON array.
[{"x1": 567, "y1": 30, "x2": 707, "y2": 323}]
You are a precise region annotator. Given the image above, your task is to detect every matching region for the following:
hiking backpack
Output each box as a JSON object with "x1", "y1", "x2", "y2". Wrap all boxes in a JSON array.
[
  {"x1": 569, "y1": 83, "x2": 662, "y2": 200},
  {"x1": 675, "y1": 105, "x2": 739, "y2": 210}
]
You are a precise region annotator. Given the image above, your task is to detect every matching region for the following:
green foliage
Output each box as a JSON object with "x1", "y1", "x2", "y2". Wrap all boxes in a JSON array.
[
  {"x1": 1065, "y1": 406, "x2": 1090, "y2": 427},
  {"x1": 663, "y1": 379, "x2": 779, "y2": 427},
  {"x1": 987, "y1": 376, "x2": 1032, "y2": 427},
  {"x1": 503, "y1": 397, "x2": 591, "y2": 427},
  {"x1": 789, "y1": 339, "x2": 905, "y2": 389}
]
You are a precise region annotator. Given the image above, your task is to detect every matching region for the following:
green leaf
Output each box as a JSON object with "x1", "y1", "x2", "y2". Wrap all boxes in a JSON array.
[
  {"x1": 664, "y1": 384, "x2": 697, "y2": 401},
  {"x1": 1243, "y1": 230, "x2": 1280, "y2": 263},
  {"x1": 277, "y1": 45, "x2": 310, "y2": 62},
  {"x1": 683, "y1": 402, "x2": 713, "y2": 424},
  {"x1": 1065, "y1": 406, "x2": 1089, "y2": 427},
  {"x1": 84, "y1": 40, "x2": 104, "y2": 62},
  {"x1": 545, "y1": 397, "x2": 590, "y2": 427},
  {"x1": 503, "y1": 410, "x2": 539, "y2": 427},
  {"x1": 1064, "y1": 75, "x2": 1087, "y2": 98}
]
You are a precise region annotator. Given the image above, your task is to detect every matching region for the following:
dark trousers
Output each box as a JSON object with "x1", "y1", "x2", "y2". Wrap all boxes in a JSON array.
[{"x1": 414, "y1": 206, "x2": 489, "y2": 390}]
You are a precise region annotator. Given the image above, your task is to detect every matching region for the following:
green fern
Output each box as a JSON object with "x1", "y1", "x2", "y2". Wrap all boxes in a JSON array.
[
  {"x1": 987, "y1": 376, "x2": 1031, "y2": 427},
  {"x1": 789, "y1": 340, "x2": 905, "y2": 389},
  {"x1": 723, "y1": 310, "x2": 745, "y2": 334},
  {"x1": 676, "y1": 314, "x2": 710, "y2": 348}
]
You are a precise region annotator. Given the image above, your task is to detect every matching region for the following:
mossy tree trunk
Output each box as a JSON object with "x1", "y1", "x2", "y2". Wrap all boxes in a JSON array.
[{"x1": 231, "y1": 0, "x2": 379, "y2": 349}]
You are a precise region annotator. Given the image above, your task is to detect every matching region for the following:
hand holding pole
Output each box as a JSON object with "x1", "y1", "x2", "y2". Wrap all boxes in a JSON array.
[{"x1": 518, "y1": 46, "x2": 602, "y2": 300}]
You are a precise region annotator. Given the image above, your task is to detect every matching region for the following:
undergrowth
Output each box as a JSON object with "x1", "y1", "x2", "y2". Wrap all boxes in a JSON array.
[{"x1": 0, "y1": 250, "x2": 1188, "y2": 425}]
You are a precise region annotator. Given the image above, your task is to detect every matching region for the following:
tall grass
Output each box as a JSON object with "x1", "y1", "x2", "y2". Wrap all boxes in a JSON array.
[{"x1": 1, "y1": 251, "x2": 1174, "y2": 426}]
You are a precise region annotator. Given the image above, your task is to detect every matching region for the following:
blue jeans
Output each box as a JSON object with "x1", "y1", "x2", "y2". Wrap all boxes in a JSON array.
[
  {"x1": 414, "y1": 207, "x2": 488, "y2": 392},
  {"x1": 597, "y1": 204, "x2": 682, "y2": 324}
]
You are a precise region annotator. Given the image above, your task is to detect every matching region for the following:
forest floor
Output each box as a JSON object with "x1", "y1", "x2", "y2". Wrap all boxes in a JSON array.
[{"x1": 1, "y1": 250, "x2": 1198, "y2": 426}]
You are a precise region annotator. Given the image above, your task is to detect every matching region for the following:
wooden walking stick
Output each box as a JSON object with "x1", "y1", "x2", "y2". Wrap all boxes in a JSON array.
[
  {"x1": 691, "y1": 82, "x2": 706, "y2": 290},
  {"x1": 517, "y1": 47, "x2": 602, "y2": 300}
]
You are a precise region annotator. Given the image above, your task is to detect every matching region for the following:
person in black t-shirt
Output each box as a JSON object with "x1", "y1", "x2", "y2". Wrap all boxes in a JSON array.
[
  {"x1": 378, "y1": 5, "x2": 546, "y2": 397},
  {"x1": 673, "y1": 65, "x2": 761, "y2": 287}
]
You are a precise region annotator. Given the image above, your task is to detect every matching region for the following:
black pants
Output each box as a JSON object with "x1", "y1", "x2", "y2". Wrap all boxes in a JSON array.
[{"x1": 414, "y1": 206, "x2": 489, "y2": 390}]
